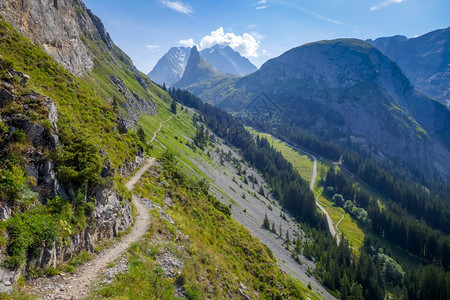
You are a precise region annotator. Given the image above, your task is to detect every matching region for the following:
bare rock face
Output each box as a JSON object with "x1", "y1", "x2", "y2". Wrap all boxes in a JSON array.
[
  {"x1": 367, "y1": 28, "x2": 450, "y2": 108},
  {"x1": 110, "y1": 75, "x2": 157, "y2": 128},
  {"x1": 0, "y1": 0, "x2": 94, "y2": 76},
  {"x1": 1, "y1": 0, "x2": 158, "y2": 127}
]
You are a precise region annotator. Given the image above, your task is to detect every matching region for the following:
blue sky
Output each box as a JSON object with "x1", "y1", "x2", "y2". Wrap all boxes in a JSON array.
[{"x1": 83, "y1": 0, "x2": 449, "y2": 73}]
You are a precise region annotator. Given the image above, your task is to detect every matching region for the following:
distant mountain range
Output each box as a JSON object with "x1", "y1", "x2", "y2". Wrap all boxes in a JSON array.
[
  {"x1": 173, "y1": 46, "x2": 226, "y2": 89},
  {"x1": 148, "y1": 46, "x2": 192, "y2": 88},
  {"x1": 176, "y1": 38, "x2": 450, "y2": 180},
  {"x1": 148, "y1": 45, "x2": 257, "y2": 86},
  {"x1": 367, "y1": 27, "x2": 450, "y2": 108}
]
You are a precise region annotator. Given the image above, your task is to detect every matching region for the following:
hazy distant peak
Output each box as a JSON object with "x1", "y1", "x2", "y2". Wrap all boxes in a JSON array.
[{"x1": 149, "y1": 43, "x2": 258, "y2": 86}]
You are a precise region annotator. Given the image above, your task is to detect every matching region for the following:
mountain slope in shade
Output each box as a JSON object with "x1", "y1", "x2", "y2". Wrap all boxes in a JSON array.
[
  {"x1": 193, "y1": 39, "x2": 450, "y2": 179},
  {"x1": 200, "y1": 45, "x2": 257, "y2": 76},
  {"x1": 148, "y1": 46, "x2": 191, "y2": 86},
  {"x1": 367, "y1": 27, "x2": 450, "y2": 108}
]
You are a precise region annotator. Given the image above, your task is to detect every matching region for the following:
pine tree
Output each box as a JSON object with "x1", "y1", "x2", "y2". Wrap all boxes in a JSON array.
[
  {"x1": 258, "y1": 186, "x2": 265, "y2": 196},
  {"x1": 112, "y1": 96, "x2": 119, "y2": 112},
  {"x1": 137, "y1": 126, "x2": 146, "y2": 144},
  {"x1": 170, "y1": 100, "x2": 177, "y2": 114},
  {"x1": 263, "y1": 213, "x2": 270, "y2": 229}
]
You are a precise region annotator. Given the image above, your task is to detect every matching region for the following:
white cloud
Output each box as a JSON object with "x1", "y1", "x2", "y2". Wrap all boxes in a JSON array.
[
  {"x1": 370, "y1": 0, "x2": 405, "y2": 11},
  {"x1": 255, "y1": 0, "x2": 268, "y2": 10},
  {"x1": 160, "y1": 0, "x2": 193, "y2": 15},
  {"x1": 199, "y1": 27, "x2": 260, "y2": 57},
  {"x1": 179, "y1": 38, "x2": 196, "y2": 47},
  {"x1": 146, "y1": 44, "x2": 161, "y2": 51}
]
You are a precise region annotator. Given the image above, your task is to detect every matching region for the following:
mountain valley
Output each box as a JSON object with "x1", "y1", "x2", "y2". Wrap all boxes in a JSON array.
[{"x1": 0, "y1": 0, "x2": 448, "y2": 299}]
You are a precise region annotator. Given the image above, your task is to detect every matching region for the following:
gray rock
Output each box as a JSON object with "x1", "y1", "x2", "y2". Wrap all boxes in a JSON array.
[
  {"x1": 160, "y1": 211, "x2": 175, "y2": 225},
  {"x1": 101, "y1": 159, "x2": 114, "y2": 178},
  {"x1": 117, "y1": 118, "x2": 128, "y2": 134},
  {"x1": 0, "y1": 0, "x2": 94, "y2": 76},
  {"x1": 44, "y1": 97, "x2": 59, "y2": 132},
  {"x1": 0, "y1": 88, "x2": 14, "y2": 107},
  {"x1": 38, "y1": 160, "x2": 68, "y2": 200},
  {"x1": 10, "y1": 70, "x2": 30, "y2": 85},
  {"x1": 0, "y1": 205, "x2": 11, "y2": 220}
]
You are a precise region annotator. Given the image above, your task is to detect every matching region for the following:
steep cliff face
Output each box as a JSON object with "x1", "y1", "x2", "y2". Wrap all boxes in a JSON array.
[
  {"x1": 174, "y1": 46, "x2": 221, "y2": 89},
  {"x1": 148, "y1": 47, "x2": 192, "y2": 86},
  {"x1": 0, "y1": 0, "x2": 94, "y2": 76},
  {"x1": 367, "y1": 28, "x2": 450, "y2": 108},
  {"x1": 0, "y1": 0, "x2": 158, "y2": 129},
  {"x1": 199, "y1": 45, "x2": 258, "y2": 76}
]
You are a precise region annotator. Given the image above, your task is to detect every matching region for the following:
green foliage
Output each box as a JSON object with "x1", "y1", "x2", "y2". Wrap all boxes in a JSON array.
[
  {"x1": 67, "y1": 251, "x2": 92, "y2": 268},
  {"x1": 263, "y1": 213, "x2": 270, "y2": 229},
  {"x1": 375, "y1": 253, "x2": 405, "y2": 286},
  {"x1": 1, "y1": 194, "x2": 87, "y2": 271},
  {"x1": 137, "y1": 126, "x2": 146, "y2": 144},
  {"x1": 10, "y1": 129, "x2": 26, "y2": 143},
  {"x1": 54, "y1": 127, "x2": 101, "y2": 188},
  {"x1": 207, "y1": 195, "x2": 231, "y2": 217},
  {"x1": 0, "y1": 163, "x2": 27, "y2": 204},
  {"x1": 170, "y1": 99, "x2": 177, "y2": 114},
  {"x1": 332, "y1": 193, "x2": 345, "y2": 206}
]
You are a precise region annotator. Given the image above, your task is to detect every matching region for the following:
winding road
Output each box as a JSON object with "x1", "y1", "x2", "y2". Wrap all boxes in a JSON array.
[{"x1": 310, "y1": 157, "x2": 341, "y2": 244}]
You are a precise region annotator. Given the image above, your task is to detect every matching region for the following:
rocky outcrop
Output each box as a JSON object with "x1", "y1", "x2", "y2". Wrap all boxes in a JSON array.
[
  {"x1": 0, "y1": 0, "x2": 94, "y2": 76},
  {"x1": 34, "y1": 183, "x2": 133, "y2": 269},
  {"x1": 367, "y1": 27, "x2": 450, "y2": 108},
  {"x1": 0, "y1": 81, "x2": 137, "y2": 289},
  {"x1": 117, "y1": 146, "x2": 146, "y2": 177},
  {"x1": 110, "y1": 75, "x2": 157, "y2": 129},
  {"x1": 1, "y1": 0, "x2": 158, "y2": 128}
]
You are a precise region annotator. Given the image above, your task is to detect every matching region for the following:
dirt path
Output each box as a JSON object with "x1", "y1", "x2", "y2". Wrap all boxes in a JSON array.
[
  {"x1": 29, "y1": 158, "x2": 155, "y2": 299},
  {"x1": 149, "y1": 115, "x2": 173, "y2": 144},
  {"x1": 309, "y1": 155, "x2": 340, "y2": 243},
  {"x1": 336, "y1": 213, "x2": 344, "y2": 237}
]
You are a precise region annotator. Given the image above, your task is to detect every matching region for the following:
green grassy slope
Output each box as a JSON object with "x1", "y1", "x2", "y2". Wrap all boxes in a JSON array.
[
  {"x1": 0, "y1": 16, "x2": 321, "y2": 299},
  {"x1": 91, "y1": 155, "x2": 315, "y2": 299}
]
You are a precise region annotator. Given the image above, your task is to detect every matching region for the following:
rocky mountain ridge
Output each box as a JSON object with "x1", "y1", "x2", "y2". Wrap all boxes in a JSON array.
[
  {"x1": 367, "y1": 27, "x2": 450, "y2": 108},
  {"x1": 148, "y1": 44, "x2": 257, "y2": 86},
  {"x1": 148, "y1": 46, "x2": 191, "y2": 87},
  {"x1": 173, "y1": 46, "x2": 224, "y2": 89},
  {"x1": 0, "y1": 0, "x2": 158, "y2": 130},
  {"x1": 200, "y1": 44, "x2": 258, "y2": 76},
  {"x1": 185, "y1": 39, "x2": 450, "y2": 179}
]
